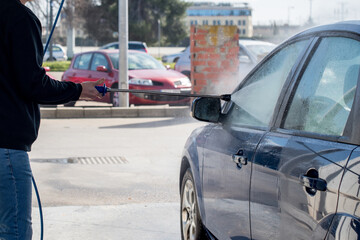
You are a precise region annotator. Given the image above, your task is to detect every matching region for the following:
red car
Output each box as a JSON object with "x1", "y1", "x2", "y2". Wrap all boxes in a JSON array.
[{"x1": 62, "y1": 50, "x2": 192, "y2": 106}]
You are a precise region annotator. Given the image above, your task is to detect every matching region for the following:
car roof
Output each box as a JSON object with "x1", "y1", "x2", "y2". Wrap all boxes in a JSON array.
[
  {"x1": 289, "y1": 21, "x2": 360, "y2": 40},
  {"x1": 73, "y1": 49, "x2": 145, "y2": 57},
  {"x1": 102, "y1": 41, "x2": 146, "y2": 46},
  {"x1": 239, "y1": 39, "x2": 275, "y2": 46}
]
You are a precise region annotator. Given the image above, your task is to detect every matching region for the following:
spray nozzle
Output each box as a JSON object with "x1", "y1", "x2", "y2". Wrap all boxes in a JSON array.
[{"x1": 95, "y1": 83, "x2": 109, "y2": 96}]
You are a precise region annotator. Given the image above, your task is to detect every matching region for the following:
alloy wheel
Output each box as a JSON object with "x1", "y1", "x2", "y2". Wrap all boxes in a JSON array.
[{"x1": 182, "y1": 179, "x2": 197, "y2": 240}]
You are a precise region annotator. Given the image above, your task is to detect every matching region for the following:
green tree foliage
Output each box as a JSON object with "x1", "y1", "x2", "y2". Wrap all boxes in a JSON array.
[{"x1": 82, "y1": 0, "x2": 191, "y2": 46}]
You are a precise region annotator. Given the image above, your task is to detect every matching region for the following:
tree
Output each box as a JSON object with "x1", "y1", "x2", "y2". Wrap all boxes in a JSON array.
[
  {"x1": 28, "y1": 0, "x2": 91, "y2": 57},
  {"x1": 82, "y1": 0, "x2": 191, "y2": 46},
  {"x1": 81, "y1": 0, "x2": 118, "y2": 45}
]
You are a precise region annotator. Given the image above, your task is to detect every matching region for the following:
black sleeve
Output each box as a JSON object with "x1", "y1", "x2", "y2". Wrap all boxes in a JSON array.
[{"x1": 9, "y1": 13, "x2": 82, "y2": 105}]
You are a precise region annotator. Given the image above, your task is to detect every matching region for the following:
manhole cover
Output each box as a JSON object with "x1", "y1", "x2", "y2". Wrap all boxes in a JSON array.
[{"x1": 31, "y1": 156, "x2": 128, "y2": 165}]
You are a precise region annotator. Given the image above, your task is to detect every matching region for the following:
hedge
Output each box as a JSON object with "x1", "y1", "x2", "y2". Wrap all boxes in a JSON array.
[{"x1": 43, "y1": 61, "x2": 71, "y2": 71}]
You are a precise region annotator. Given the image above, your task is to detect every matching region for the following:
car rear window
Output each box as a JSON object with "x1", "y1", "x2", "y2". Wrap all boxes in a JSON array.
[{"x1": 129, "y1": 43, "x2": 146, "y2": 52}]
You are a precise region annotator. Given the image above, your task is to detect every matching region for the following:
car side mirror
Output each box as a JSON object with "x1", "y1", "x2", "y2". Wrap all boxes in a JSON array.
[
  {"x1": 43, "y1": 66, "x2": 51, "y2": 72},
  {"x1": 165, "y1": 65, "x2": 171, "y2": 70},
  {"x1": 96, "y1": 65, "x2": 108, "y2": 72},
  {"x1": 191, "y1": 97, "x2": 221, "y2": 123}
]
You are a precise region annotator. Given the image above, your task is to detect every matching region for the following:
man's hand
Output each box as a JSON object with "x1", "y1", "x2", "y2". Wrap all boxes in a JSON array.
[{"x1": 80, "y1": 78, "x2": 105, "y2": 100}]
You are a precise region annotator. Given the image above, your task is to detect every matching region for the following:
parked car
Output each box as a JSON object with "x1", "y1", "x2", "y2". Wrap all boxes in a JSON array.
[
  {"x1": 174, "y1": 40, "x2": 275, "y2": 79},
  {"x1": 161, "y1": 48, "x2": 186, "y2": 63},
  {"x1": 180, "y1": 21, "x2": 360, "y2": 240},
  {"x1": 62, "y1": 50, "x2": 191, "y2": 106},
  {"x1": 99, "y1": 41, "x2": 148, "y2": 53},
  {"x1": 43, "y1": 44, "x2": 67, "y2": 61}
]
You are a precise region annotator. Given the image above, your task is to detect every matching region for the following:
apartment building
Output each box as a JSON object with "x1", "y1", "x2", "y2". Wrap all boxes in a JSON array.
[{"x1": 186, "y1": 2, "x2": 253, "y2": 38}]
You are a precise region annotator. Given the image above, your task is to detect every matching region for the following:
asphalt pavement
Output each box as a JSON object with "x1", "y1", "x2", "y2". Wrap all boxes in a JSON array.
[
  {"x1": 29, "y1": 117, "x2": 204, "y2": 240},
  {"x1": 32, "y1": 203, "x2": 180, "y2": 240}
]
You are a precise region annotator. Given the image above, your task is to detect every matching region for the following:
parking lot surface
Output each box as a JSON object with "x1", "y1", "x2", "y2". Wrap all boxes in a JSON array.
[{"x1": 29, "y1": 117, "x2": 204, "y2": 239}]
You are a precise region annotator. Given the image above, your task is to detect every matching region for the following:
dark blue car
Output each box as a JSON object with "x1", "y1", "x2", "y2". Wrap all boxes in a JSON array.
[{"x1": 180, "y1": 21, "x2": 360, "y2": 240}]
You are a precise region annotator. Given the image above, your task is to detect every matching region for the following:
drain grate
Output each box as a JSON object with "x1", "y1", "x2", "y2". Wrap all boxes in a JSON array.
[
  {"x1": 31, "y1": 156, "x2": 128, "y2": 165},
  {"x1": 71, "y1": 156, "x2": 128, "y2": 165}
]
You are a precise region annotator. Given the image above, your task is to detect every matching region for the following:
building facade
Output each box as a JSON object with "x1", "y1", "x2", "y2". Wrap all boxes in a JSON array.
[{"x1": 186, "y1": 2, "x2": 253, "y2": 38}]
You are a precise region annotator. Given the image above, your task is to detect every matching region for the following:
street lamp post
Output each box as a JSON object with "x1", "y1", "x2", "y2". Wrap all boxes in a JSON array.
[
  {"x1": 118, "y1": 0, "x2": 129, "y2": 107},
  {"x1": 49, "y1": 0, "x2": 54, "y2": 61},
  {"x1": 158, "y1": 19, "x2": 161, "y2": 59}
]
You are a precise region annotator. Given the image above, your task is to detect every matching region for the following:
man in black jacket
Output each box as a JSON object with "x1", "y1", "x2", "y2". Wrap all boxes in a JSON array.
[{"x1": 0, "y1": 0, "x2": 104, "y2": 239}]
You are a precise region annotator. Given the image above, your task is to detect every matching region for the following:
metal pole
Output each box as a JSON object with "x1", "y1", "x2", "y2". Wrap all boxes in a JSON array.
[
  {"x1": 118, "y1": 0, "x2": 129, "y2": 107},
  {"x1": 49, "y1": 0, "x2": 53, "y2": 61},
  {"x1": 46, "y1": 0, "x2": 49, "y2": 42},
  {"x1": 158, "y1": 19, "x2": 161, "y2": 58},
  {"x1": 308, "y1": 0, "x2": 313, "y2": 23}
]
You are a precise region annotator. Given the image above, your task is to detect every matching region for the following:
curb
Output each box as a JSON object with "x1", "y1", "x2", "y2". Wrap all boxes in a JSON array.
[{"x1": 40, "y1": 106, "x2": 191, "y2": 119}]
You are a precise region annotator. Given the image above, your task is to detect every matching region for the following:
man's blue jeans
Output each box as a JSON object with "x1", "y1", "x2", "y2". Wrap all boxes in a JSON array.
[{"x1": 0, "y1": 148, "x2": 32, "y2": 240}]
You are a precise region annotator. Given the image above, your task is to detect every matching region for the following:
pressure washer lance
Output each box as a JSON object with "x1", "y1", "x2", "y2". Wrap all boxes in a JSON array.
[{"x1": 95, "y1": 84, "x2": 232, "y2": 101}]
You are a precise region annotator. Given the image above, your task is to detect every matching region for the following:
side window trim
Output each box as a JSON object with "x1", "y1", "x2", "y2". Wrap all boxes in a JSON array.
[
  {"x1": 275, "y1": 33, "x2": 360, "y2": 145},
  {"x1": 342, "y1": 65, "x2": 360, "y2": 145}
]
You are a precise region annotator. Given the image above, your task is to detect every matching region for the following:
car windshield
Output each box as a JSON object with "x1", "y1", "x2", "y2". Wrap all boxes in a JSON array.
[
  {"x1": 246, "y1": 44, "x2": 275, "y2": 60},
  {"x1": 109, "y1": 52, "x2": 165, "y2": 70}
]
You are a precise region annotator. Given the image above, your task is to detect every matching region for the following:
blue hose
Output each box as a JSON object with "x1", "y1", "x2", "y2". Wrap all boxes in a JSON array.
[
  {"x1": 43, "y1": 0, "x2": 66, "y2": 54},
  {"x1": 35, "y1": 1, "x2": 66, "y2": 240},
  {"x1": 32, "y1": 176, "x2": 44, "y2": 240}
]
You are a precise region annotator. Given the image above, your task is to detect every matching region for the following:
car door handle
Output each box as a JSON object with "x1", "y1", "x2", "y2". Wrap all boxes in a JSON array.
[
  {"x1": 300, "y1": 175, "x2": 327, "y2": 192},
  {"x1": 232, "y1": 155, "x2": 247, "y2": 165},
  {"x1": 232, "y1": 151, "x2": 247, "y2": 169}
]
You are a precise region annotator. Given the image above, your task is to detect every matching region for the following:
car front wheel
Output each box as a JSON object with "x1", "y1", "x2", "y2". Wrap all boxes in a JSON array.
[
  {"x1": 180, "y1": 168, "x2": 207, "y2": 240},
  {"x1": 110, "y1": 91, "x2": 120, "y2": 107}
]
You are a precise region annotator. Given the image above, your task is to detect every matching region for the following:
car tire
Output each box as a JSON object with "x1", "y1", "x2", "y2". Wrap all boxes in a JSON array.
[
  {"x1": 64, "y1": 101, "x2": 76, "y2": 107},
  {"x1": 180, "y1": 168, "x2": 208, "y2": 240},
  {"x1": 110, "y1": 91, "x2": 120, "y2": 107}
]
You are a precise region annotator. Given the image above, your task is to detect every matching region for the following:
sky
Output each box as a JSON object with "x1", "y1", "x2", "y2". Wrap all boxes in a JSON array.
[{"x1": 185, "y1": 0, "x2": 360, "y2": 26}]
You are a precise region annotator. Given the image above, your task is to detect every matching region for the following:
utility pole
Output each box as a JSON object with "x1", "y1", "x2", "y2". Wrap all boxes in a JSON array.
[
  {"x1": 287, "y1": 6, "x2": 294, "y2": 25},
  {"x1": 46, "y1": 0, "x2": 49, "y2": 42},
  {"x1": 118, "y1": 0, "x2": 129, "y2": 107},
  {"x1": 308, "y1": 0, "x2": 314, "y2": 24},
  {"x1": 339, "y1": 2, "x2": 347, "y2": 21},
  {"x1": 158, "y1": 19, "x2": 161, "y2": 58},
  {"x1": 49, "y1": 0, "x2": 54, "y2": 61}
]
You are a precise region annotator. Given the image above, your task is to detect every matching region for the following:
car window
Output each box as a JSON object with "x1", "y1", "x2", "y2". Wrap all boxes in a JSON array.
[
  {"x1": 105, "y1": 44, "x2": 118, "y2": 49},
  {"x1": 239, "y1": 48, "x2": 251, "y2": 62},
  {"x1": 53, "y1": 46, "x2": 61, "y2": 52},
  {"x1": 129, "y1": 43, "x2": 146, "y2": 52},
  {"x1": 245, "y1": 44, "x2": 275, "y2": 61},
  {"x1": 226, "y1": 39, "x2": 309, "y2": 127},
  {"x1": 90, "y1": 53, "x2": 109, "y2": 71},
  {"x1": 109, "y1": 52, "x2": 165, "y2": 70},
  {"x1": 283, "y1": 37, "x2": 360, "y2": 136},
  {"x1": 73, "y1": 53, "x2": 92, "y2": 70}
]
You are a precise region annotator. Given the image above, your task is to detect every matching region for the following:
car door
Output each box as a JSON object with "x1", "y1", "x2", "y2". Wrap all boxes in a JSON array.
[
  {"x1": 250, "y1": 34, "x2": 360, "y2": 239},
  {"x1": 201, "y1": 39, "x2": 310, "y2": 239},
  {"x1": 88, "y1": 53, "x2": 112, "y2": 83},
  {"x1": 328, "y1": 147, "x2": 360, "y2": 240}
]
